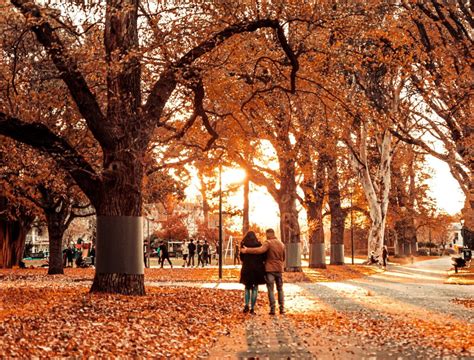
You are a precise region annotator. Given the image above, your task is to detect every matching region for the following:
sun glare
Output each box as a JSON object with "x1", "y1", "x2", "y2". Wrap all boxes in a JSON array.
[{"x1": 221, "y1": 167, "x2": 247, "y2": 186}]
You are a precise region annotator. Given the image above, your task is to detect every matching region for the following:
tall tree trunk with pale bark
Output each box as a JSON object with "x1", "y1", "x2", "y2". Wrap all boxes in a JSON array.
[{"x1": 350, "y1": 126, "x2": 392, "y2": 255}]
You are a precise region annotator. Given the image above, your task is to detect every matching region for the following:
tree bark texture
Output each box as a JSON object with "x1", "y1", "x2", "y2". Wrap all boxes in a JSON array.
[
  {"x1": 45, "y1": 211, "x2": 66, "y2": 275},
  {"x1": 90, "y1": 273, "x2": 145, "y2": 295},
  {"x1": 300, "y1": 150, "x2": 326, "y2": 269},
  {"x1": 351, "y1": 127, "x2": 392, "y2": 255},
  {"x1": 392, "y1": 152, "x2": 417, "y2": 256},
  {"x1": 326, "y1": 155, "x2": 345, "y2": 265},
  {"x1": 0, "y1": 220, "x2": 28, "y2": 268}
]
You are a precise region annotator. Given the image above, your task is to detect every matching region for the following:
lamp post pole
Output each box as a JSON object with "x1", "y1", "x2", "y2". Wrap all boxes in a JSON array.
[
  {"x1": 218, "y1": 164, "x2": 223, "y2": 280},
  {"x1": 147, "y1": 218, "x2": 150, "y2": 268},
  {"x1": 350, "y1": 185, "x2": 354, "y2": 265}
]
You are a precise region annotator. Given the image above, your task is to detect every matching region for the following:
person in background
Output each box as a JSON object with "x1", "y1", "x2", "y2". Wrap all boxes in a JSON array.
[
  {"x1": 89, "y1": 246, "x2": 95, "y2": 267},
  {"x1": 202, "y1": 240, "x2": 210, "y2": 266},
  {"x1": 182, "y1": 240, "x2": 189, "y2": 267},
  {"x1": 62, "y1": 248, "x2": 68, "y2": 268},
  {"x1": 197, "y1": 240, "x2": 205, "y2": 267},
  {"x1": 382, "y1": 245, "x2": 389, "y2": 268},
  {"x1": 66, "y1": 246, "x2": 74, "y2": 268},
  {"x1": 234, "y1": 241, "x2": 241, "y2": 265},
  {"x1": 207, "y1": 243, "x2": 213, "y2": 265},
  {"x1": 159, "y1": 241, "x2": 173, "y2": 268},
  {"x1": 187, "y1": 239, "x2": 196, "y2": 267},
  {"x1": 239, "y1": 231, "x2": 266, "y2": 315},
  {"x1": 241, "y1": 228, "x2": 286, "y2": 315}
]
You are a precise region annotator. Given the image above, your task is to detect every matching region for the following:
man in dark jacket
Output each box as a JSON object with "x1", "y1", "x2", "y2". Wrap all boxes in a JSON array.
[
  {"x1": 159, "y1": 241, "x2": 173, "y2": 268},
  {"x1": 202, "y1": 240, "x2": 210, "y2": 266},
  {"x1": 241, "y1": 228, "x2": 286, "y2": 315},
  {"x1": 187, "y1": 239, "x2": 196, "y2": 267}
]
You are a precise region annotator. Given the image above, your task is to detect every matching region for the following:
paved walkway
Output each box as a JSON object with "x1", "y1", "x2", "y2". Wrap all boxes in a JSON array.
[{"x1": 192, "y1": 257, "x2": 472, "y2": 359}]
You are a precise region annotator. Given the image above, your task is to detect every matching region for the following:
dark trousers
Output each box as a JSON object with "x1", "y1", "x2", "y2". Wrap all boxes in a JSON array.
[
  {"x1": 198, "y1": 254, "x2": 205, "y2": 267},
  {"x1": 187, "y1": 254, "x2": 195, "y2": 267},
  {"x1": 160, "y1": 255, "x2": 172, "y2": 268},
  {"x1": 265, "y1": 272, "x2": 284, "y2": 311}
]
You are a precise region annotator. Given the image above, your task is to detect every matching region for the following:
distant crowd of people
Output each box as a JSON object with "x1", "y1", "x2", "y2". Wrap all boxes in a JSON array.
[
  {"x1": 62, "y1": 245, "x2": 95, "y2": 268},
  {"x1": 180, "y1": 239, "x2": 214, "y2": 268}
]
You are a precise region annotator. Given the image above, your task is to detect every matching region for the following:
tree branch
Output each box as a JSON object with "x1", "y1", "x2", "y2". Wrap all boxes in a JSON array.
[
  {"x1": 144, "y1": 18, "x2": 299, "y2": 125},
  {"x1": 11, "y1": 0, "x2": 111, "y2": 148},
  {"x1": 0, "y1": 113, "x2": 100, "y2": 205}
]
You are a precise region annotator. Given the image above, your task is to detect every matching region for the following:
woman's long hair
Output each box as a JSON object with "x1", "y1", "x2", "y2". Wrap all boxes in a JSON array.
[{"x1": 242, "y1": 231, "x2": 261, "y2": 248}]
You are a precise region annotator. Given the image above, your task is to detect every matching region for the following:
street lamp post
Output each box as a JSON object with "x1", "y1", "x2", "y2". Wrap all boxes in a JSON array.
[
  {"x1": 350, "y1": 185, "x2": 354, "y2": 265},
  {"x1": 218, "y1": 164, "x2": 223, "y2": 280}
]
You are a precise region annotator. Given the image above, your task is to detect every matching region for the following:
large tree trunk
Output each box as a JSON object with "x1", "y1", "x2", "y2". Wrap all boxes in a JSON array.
[
  {"x1": 392, "y1": 151, "x2": 417, "y2": 256},
  {"x1": 327, "y1": 156, "x2": 345, "y2": 265},
  {"x1": 307, "y1": 201, "x2": 325, "y2": 269},
  {"x1": 305, "y1": 158, "x2": 326, "y2": 269},
  {"x1": 462, "y1": 176, "x2": 474, "y2": 232},
  {"x1": 89, "y1": 0, "x2": 145, "y2": 295},
  {"x1": 351, "y1": 127, "x2": 392, "y2": 255},
  {"x1": 0, "y1": 220, "x2": 29, "y2": 268},
  {"x1": 242, "y1": 177, "x2": 250, "y2": 235},
  {"x1": 90, "y1": 149, "x2": 145, "y2": 295},
  {"x1": 278, "y1": 169, "x2": 301, "y2": 272},
  {"x1": 45, "y1": 211, "x2": 66, "y2": 275}
]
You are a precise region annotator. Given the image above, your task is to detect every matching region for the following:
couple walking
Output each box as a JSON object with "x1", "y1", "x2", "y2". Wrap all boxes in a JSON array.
[{"x1": 239, "y1": 228, "x2": 285, "y2": 315}]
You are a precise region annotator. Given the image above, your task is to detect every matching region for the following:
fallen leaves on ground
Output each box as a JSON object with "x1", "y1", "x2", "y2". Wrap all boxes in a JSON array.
[
  {"x1": 0, "y1": 265, "x2": 380, "y2": 285},
  {"x1": 288, "y1": 309, "x2": 473, "y2": 357},
  {"x1": 446, "y1": 267, "x2": 474, "y2": 285},
  {"x1": 0, "y1": 285, "x2": 245, "y2": 358},
  {"x1": 452, "y1": 298, "x2": 474, "y2": 309}
]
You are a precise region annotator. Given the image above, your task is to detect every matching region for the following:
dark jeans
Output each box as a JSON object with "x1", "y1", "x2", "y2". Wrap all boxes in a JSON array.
[
  {"x1": 265, "y1": 272, "x2": 284, "y2": 311},
  {"x1": 160, "y1": 255, "x2": 172, "y2": 268},
  {"x1": 187, "y1": 254, "x2": 195, "y2": 267},
  {"x1": 198, "y1": 254, "x2": 205, "y2": 267}
]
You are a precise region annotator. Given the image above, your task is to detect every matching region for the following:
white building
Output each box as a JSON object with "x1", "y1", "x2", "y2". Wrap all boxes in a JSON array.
[
  {"x1": 447, "y1": 222, "x2": 464, "y2": 249},
  {"x1": 25, "y1": 227, "x2": 49, "y2": 255}
]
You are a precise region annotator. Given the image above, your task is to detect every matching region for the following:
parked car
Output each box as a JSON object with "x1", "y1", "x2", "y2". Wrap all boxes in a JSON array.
[{"x1": 30, "y1": 252, "x2": 46, "y2": 259}]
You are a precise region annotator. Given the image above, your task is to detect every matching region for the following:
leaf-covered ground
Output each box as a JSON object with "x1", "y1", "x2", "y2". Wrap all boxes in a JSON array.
[
  {"x1": 1, "y1": 260, "x2": 471, "y2": 358},
  {"x1": 446, "y1": 266, "x2": 474, "y2": 285},
  {"x1": 0, "y1": 264, "x2": 381, "y2": 284},
  {"x1": 0, "y1": 284, "x2": 245, "y2": 358}
]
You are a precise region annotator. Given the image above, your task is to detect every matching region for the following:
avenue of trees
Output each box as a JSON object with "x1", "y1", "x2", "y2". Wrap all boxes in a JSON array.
[{"x1": 0, "y1": 1, "x2": 472, "y2": 294}]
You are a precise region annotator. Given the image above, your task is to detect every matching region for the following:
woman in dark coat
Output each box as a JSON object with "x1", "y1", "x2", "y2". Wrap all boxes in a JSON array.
[{"x1": 239, "y1": 231, "x2": 266, "y2": 314}]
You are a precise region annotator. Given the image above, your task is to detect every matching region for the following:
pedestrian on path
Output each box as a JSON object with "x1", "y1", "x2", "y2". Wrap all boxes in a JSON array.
[
  {"x1": 234, "y1": 242, "x2": 241, "y2": 265},
  {"x1": 182, "y1": 240, "x2": 189, "y2": 267},
  {"x1": 241, "y1": 228, "x2": 286, "y2": 315},
  {"x1": 203, "y1": 240, "x2": 210, "y2": 266},
  {"x1": 208, "y1": 243, "x2": 213, "y2": 265},
  {"x1": 159, "y1": 241, "x2": 173, "y2": 268},
  {"x1": 239, "y1": 231, "x2": 266, "y2": 315},
  {"x1": 382, "y1": 245, "x2": 389, "y2": 268},
  {"x1": 187, "y1": 239, "x2": 196, "y2": 267},
  {"x1": 197, "y1": 240, "x2": 205, "y2": 267}
]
